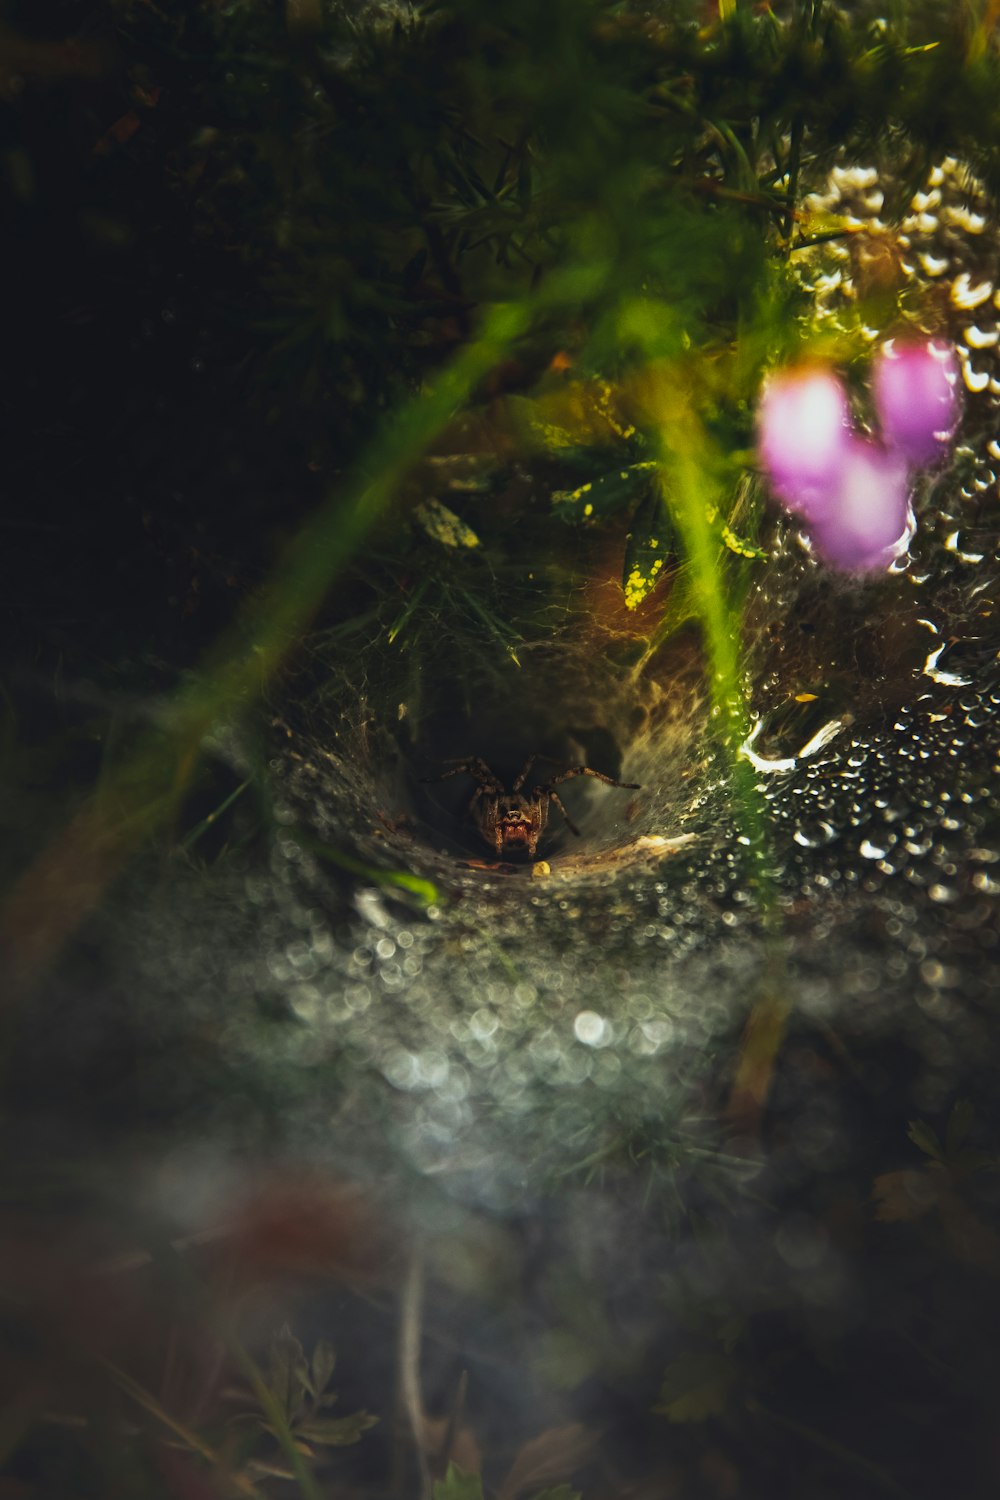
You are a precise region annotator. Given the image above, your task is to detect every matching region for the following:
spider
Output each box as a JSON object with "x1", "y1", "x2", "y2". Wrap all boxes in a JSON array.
[{"x1": 422, "y1": 754, "x2": 640, "y2": 859}]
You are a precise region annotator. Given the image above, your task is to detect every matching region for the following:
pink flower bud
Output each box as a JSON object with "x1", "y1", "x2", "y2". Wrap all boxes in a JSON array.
[
  {"x1": 873, "y1": 338, "x2": 960, "y2": 467},
  {"x1": 805, "y1": 437, "x2": 912, "y2": 573},
  {"x1": 757, "y1": 365, "x2": 852, "y2": 520}
]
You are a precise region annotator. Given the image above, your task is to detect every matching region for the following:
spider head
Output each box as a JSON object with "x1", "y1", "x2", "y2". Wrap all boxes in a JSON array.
[
  {"x1": 498, "y1": 800, "x2": 532, "y2": 842},
  {"x1": 500, "y1": 818, "x2": 532, "y2": 849},
  {"x1": 489, "y1": 794, "x2": 540, "y2": 855}
]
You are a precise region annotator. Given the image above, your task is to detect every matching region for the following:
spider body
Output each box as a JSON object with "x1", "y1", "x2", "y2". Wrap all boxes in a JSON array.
[{"x1": 423, "y1": 754, "x2": 639, "y2": 859}]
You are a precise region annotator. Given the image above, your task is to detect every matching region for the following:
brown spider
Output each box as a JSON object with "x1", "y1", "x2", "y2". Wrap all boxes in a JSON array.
[{"x1": 422, "y1": 754, "x2": 640, "y2": 859}]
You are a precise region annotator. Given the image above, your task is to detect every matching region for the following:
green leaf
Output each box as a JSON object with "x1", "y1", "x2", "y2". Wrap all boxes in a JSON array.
[
  {"x1": 907, "y1": 1119, "x2": 944, "y2": 1161},
  {"x1": 297, "y1": 834, "x2": 440, "y2": 907},
  {"x1": 552, "y1": 461, "x2": 658, "y2": 525},
  {"x1": 516, "y1": 414, "x2": 587, "y2": 452},
  {"x1": 310, "y1": 1339, "x2": 337, "y2": 1400},
  {"x1": 294, "y1": 1412, "x2": 378, "y2": 1446},
  {"x1": 433, "y1": 1463, "x2": 485, "y2": 1500},
  {"x1": 718, "y1": 517, "x2": 768, "y2": 560},
  {"x1": 654, "y1": 1350, "x2": 737, "y2": 1423},
  {"x1": 268, "y1": 1327, "x2": 309, "y2": 1421},
  {"x1": 414, "y1": 497, "x2": 480, "y2": 549},
  {"x1": 622, "y1": 491, "x2": 674, "y2": 609}
]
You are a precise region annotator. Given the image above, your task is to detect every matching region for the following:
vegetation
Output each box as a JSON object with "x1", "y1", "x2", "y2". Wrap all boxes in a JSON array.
[
  {"x1": 3, "y1": 2, "x2": 1000, "y2": 1497},
  {"x1": 7, "y1": 0, "x2": 999, "y2": 912}
]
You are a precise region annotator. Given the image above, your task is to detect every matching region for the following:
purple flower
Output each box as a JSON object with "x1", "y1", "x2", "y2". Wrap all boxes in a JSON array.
[
  {"x1": 873, "y1": 338, "x2": 960, "y2": 467},
  {"x1": 757, "y1": 365, "x2": 853, "y2": 520},
  {"x1": 805, "y1": 437, "x2": 912, "y2": 573},
  {"x1": 757, "y1": 341, "x2": 959, "y2": 575}
]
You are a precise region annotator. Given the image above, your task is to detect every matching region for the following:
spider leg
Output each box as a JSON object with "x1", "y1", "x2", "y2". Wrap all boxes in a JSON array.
[
  {"x1": 545, "y1": 765, "x2": 640, "y2": 790},
  {"x1": 464, "y1": 783, "x2": 507, "y2": 857},
  {"x1": 466, "y1": 782, "x2": 491, "y2": 816},
  {"x1": 539, "y1": 786, "x2": 581, "y2": 838},
  {"x1": 512, "y1": 754, "x2": 540, "y2": 793},
  {"x1": 421, "y1": 757, "x2": 504, "y2": 792},
  {"x1": 512, "y1": 753, "x2": 567, "y2": 793}
]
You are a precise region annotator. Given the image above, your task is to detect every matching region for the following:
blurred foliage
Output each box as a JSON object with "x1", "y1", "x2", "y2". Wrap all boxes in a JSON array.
[
  {"x1": 5, "y1": 1101, "x2": 1000, "y2": 1498},
  {"x1": 225, "y1": 1327, "x2": 378, "y2": 1472},
  {"x1": 6, "y1": 0, "x2": 1000, "y2": 680},
  {"x1": 434, "y1": 1461, "x2": 581, "y2": 1500}
]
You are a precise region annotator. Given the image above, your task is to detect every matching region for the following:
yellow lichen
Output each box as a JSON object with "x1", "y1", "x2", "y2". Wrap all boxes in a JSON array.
[{"x1": 415, "y1": 497, "x2": 480, "y2": 549}]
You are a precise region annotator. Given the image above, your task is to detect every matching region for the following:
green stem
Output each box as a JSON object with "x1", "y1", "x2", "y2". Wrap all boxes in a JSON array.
[
  {"x1": 298, "y1": 834, "x2": 440, "y2": 907},
  {"x1": 100, "y1": 1358, "x2": 265, "y2": 1499},
  {"x1": 644, "y1": 383, "x2": 773, "y2": 913},
  {"x1": 180, "y1": 778, "x2": 252, "y2": 852},
  {"x1": 783, "y1": 115, "x2": 803, "y2": 243},
  {"x1": 221, "y1": 1337, "x2": 324, "y2": 1500}
]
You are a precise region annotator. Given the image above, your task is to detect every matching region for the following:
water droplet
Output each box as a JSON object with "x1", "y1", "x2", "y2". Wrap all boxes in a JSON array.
[
  {"x1": 951, "y1": 272, "x2": 993, "y2": 310},
  {"x1": 574, "y1": 1010, "x2": 609, "y2": 1046},
  {"x1": 793, "y1": 821, "x2": 836, "y2": 848},
  {"x1": 923, "y1": 641, "x2": 972, "y2": 687}
]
